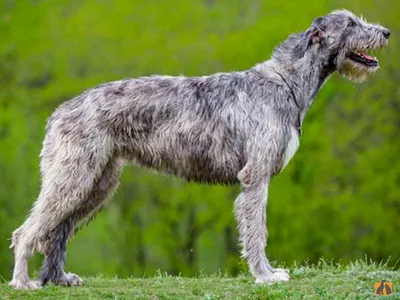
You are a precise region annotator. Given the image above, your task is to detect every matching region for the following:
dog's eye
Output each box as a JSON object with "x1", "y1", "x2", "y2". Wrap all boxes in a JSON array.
[{"x1": 348, "y1": 19, "x2": 356, "y2": 27}]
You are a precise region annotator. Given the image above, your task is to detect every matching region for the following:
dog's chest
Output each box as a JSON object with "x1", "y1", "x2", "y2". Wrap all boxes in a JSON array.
[{"x1": 281, "y1": 127, "x2": 300, "y2": 171}]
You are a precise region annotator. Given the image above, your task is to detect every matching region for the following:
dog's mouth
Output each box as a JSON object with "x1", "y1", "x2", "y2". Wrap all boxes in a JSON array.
[{"x1": 347, "y1": 50, "x2": 379, "y2": 68}]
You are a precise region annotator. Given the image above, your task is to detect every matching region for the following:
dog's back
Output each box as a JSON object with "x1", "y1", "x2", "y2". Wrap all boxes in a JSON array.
[{"x1": 45, "y1": 72, "x2": 260, "y2": 184}]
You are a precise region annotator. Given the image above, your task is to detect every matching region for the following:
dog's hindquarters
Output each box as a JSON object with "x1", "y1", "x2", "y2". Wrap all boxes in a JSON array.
[
  {"x1": 10, "y1": 105, "x2": 120, "y2": 288},
  {"x1": 38, "y1": 157, "x2": 124, "y2": 286}
]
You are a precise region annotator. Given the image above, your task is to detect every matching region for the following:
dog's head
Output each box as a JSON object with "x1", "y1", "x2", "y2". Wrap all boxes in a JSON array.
[{"x1": 307, "y1": 10, "x2": 390, "y2": 82}]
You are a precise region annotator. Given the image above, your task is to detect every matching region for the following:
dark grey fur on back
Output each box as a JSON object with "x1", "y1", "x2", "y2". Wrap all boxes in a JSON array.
[
  {"x1": 9, "y1": 9, "x2": 389, "y2": 289},
  {"x1": 51, "y1": 71, "x2": 299, "y2": 183}
]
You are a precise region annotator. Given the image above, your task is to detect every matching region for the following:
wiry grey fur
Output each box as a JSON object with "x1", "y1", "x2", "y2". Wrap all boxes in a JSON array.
[{"x1": 9, "y1": 9, "x2": 389, "y2": 289}]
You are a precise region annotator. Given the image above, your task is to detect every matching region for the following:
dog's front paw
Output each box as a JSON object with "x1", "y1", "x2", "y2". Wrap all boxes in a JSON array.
[
  {"x1": 272, "y1": 268, "x2": 290, "y2": 280},
  {"x1": 255, "y1": 270, "x2": 290, "y2": 284}
]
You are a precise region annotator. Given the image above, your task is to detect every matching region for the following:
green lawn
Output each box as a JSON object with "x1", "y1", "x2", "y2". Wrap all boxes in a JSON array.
[{"x1": 1, "y1": 261, "x2": 399, "y2": 299}]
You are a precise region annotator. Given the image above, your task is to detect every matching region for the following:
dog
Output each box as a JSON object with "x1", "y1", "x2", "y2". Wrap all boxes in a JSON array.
[{"x1": 9, "y1": 9, "x2": 389, "y2": 289}]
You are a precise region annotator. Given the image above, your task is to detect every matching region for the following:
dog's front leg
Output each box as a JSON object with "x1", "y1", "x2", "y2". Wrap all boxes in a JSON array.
[{"x1": 234, "y1": 166, "x2": 290, "y2": 283}]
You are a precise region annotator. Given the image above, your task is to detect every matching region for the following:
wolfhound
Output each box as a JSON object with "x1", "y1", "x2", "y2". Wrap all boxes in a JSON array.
[{"x1": 9, "y1": 9, "x2": 389, "y2": 289}]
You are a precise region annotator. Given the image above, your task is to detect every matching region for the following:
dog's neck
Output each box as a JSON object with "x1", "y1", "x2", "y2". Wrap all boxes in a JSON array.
[
  {"x1": 251, "y1": 53, "x2": 336, "y2": 135},
  {"x1": 258, "y1": 32, "x2": 337, "y2": 117},
  {"x1": 251, "y1": 56, "x2": 334, "y2": 135},
  {"x1": 271, "y1": 53, "x2": 335, "y2": 113}
]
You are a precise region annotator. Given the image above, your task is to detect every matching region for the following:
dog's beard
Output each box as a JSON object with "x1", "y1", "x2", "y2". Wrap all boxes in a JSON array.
[{"x1": 338, "y1": 58, "x2": 378, "y2": 83}]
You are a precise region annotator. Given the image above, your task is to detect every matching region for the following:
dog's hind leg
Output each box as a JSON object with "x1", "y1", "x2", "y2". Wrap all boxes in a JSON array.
[
  {"x1": 9, "y1": 134, "x2": 116, "y2": 289},
  {"x1": 8, "y1": 226, "x2": 42, "y2": 290},
  {"x1": 38, "y1": 158, "x2": 124, "y2": 286}
]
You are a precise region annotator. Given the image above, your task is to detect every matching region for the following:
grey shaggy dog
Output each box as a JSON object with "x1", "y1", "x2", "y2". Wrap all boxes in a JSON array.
[{"x1": 10, "y1": 9, "x2": 389, "y2": 289}]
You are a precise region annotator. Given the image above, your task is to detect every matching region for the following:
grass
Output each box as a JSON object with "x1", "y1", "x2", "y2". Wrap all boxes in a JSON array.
[{"x1": 1, "y1": 260, "x2": 399, "y2": 299}]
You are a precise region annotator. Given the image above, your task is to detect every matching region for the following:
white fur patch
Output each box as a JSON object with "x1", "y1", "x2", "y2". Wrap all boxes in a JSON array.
[{"x1": 281, "y1": 127, "x2": 300, "y2": 171}]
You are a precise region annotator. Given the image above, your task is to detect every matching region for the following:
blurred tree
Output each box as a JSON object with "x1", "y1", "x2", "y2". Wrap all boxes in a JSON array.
[{"x1": 0, "y1": 0, "x2": 399, "y2": 280}]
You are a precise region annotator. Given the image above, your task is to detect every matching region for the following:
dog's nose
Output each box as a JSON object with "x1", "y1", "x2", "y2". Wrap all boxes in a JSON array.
[{"x1": 383, "y1": 29, "x2": 391, "y2": 39}]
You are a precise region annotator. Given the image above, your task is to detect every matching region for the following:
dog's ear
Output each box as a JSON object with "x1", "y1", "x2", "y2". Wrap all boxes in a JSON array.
[
  {"x1": 309, "y1": 28, "x2": 324, "y2": 44},
  {"x1": 293, "y1": 17, "x2": 325, "y2": 58},
  {"x1": 308, "y1": 17, "x2": 325, "y2": 45}
]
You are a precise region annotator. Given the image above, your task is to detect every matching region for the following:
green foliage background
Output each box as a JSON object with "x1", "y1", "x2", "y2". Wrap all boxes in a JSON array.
[{"x1": 0, "y1": 0, "x2": 399, "y2": 280}]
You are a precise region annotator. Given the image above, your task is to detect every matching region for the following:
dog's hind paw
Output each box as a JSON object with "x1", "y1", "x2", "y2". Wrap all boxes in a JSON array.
[
  {"x1": 255, "y1": 270, "x2": 290, "y2": 284},
  {"x1": 53, "y1": 273, "x2": 83, "y2": 286},
  {"x1": 9, "y1": 279, "x2": 42, "y2": 290}
]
